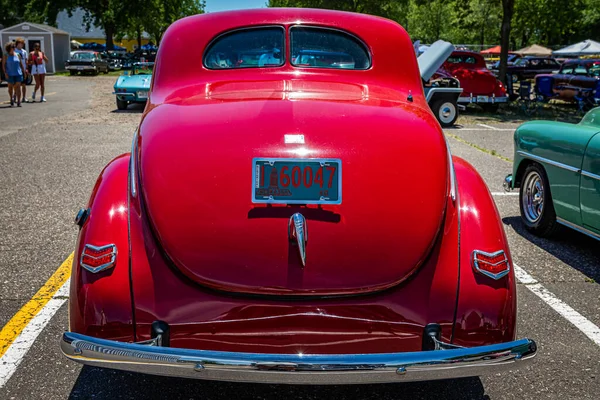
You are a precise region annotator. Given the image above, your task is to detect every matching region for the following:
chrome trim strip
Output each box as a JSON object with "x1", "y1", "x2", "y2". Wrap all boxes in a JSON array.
[
  {"x1": 581, "y1": 170, "x2": 600, "y2": 181},
  {"x1": 130, "y1": 130, "x2": 138, "y2": 197},
  {"x1": 516, "y1": 151, "x2": 580, "y2": 173},
  {"x1": 425, "y1": 87, "x2": 463, "y2": 103},
  {"x1": 458, "y1": 96, "x2": 508, "y2": 103},
  {"x1": 556, "y1": 217, "x2": 600, "y2": 241},
  {"x1": 446, "y1": 137, "x2": 457, "y2": 202},
  {"x1": 61, "y1": 332, "x2": 536, "y2": 384}
]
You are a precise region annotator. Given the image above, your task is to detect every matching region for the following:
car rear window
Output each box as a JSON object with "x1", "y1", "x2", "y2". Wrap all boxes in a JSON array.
[
  {"x1": 204, "y1": 27, "x2": 285, "y2": 69},
  {"x1": 290, "y1": 27, "x2": 370, "y2": 70}
]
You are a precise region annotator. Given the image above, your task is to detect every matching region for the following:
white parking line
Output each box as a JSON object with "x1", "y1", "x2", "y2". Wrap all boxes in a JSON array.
[
  {"x1": 491, "y1": 192, "x2": 519, "y2": 196},
  {"x1": 478, "y1": 123, "x2": 499, "y2": 130},
  {"x1": 513, "y1": 264, "x2": 600, "y2": 347},
  {"x1": 0, "y1": 281, "x2": 69, "y2": 388}
]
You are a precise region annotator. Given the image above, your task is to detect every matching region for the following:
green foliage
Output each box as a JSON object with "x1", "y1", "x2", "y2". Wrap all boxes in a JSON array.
[{"x1": 268, "y1": 0, "x2": 599, "y2": 47}]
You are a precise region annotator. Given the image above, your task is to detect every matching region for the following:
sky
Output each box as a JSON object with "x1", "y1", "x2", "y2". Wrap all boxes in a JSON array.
[{"x1": 205, "y1": 0, "x2": 267, "y2": 13}]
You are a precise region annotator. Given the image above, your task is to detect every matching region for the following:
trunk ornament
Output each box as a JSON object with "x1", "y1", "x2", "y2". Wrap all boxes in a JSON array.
[{"x1": 288, "y1": 213, "x2": 308, "y2": 267}]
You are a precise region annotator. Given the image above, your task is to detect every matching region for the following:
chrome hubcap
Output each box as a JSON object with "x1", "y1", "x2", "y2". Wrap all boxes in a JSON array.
[
  {"x1": 439, "y1": 102, "x2": 456, "y2": 124},
  {"x1": 522, "y1": 171, "x2": 544, "y2": 223}
]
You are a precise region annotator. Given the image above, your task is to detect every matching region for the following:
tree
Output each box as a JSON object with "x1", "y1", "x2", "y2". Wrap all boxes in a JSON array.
[
  {"x1": 78, "y1": 0, "x2": 126, "y2": 49},
  {"x1": 498, "y1": 0, "x2": 514, "y2": 85},
  {"x1": 134, "y1": 0, "x2": 206, "y2": 45}
]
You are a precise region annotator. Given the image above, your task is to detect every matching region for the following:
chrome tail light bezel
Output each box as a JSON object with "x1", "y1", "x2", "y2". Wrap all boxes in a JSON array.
[
  {"x1": 80, "y1": 244, "x2": 118, "y2": 273},
  {"x1": 472, "y1": 250, "x2": 510, "y2": 280}
]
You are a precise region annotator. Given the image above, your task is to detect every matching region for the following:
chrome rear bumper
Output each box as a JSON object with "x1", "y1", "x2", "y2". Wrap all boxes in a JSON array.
[{"x1": 61, "y1": 332, "x2": 536, "y2": 384}]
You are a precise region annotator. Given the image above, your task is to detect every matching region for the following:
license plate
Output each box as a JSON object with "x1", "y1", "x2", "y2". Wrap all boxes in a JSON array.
[
  {"x1": 477, "y1": 95, "x2": 489, "y2": 103},
  {"x1": 77, "y1": 66, "x2": 83, "y2": 70},
  {"x1": 137, "y1": 91, "x2": 148, "y2": 99},
  {"x1": 252, "y1": 158, "x2": 342, "y2": 204}
]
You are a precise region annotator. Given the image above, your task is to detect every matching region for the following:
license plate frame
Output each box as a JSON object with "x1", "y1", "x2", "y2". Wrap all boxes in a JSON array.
[
  {"x1": 252, "y1": 158, "x2": 342, "y2": 205},
  {"x1": 477, "y1": 95, "x2": 489, "y2": 103}
]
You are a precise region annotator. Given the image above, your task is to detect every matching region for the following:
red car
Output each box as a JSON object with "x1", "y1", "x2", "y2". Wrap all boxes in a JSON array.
[
  {"x1": 61, "y1": 9, "x2": 536, "y2": 384},
  {"x1": 438, "y1": 51, "x2": 508, "y2": 111}
]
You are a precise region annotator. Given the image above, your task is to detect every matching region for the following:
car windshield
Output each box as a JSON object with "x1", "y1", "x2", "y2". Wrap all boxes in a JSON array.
[
  {"x1": 133, "y1": 63, "x2": 154, "y2": 75},
  {"x1": 204, "y1": 27, "x2": 285, "y2": 69},
  {"x1": 514, "y1": 58, "x2": 529, "y2": 66},
  {"x1": 290, "y1": 27, "x2": 370, "y2": 70},
  {"x1": 72, "y1": 52, "x2": 95, "y2": 60}
]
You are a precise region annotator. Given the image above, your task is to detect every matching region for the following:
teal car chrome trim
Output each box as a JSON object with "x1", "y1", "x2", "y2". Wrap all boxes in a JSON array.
[
  {"x1": 61, "y1": 332, "x2": 536, "y2": 384},
  {"x1": 556, "y1": 217, "x2": 600, "y2": 241},
  {"x1": 516, "y1": 151, "x2": 581, "y2": 173},
  {"x1": 581, "y1": 170, "x2": 600, "y2": 181}
]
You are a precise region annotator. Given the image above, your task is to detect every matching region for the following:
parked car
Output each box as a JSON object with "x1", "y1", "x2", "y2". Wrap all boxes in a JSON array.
[
  {"x1": 113, "y1": 62, "x2": 153, "y2": 110},
  {"x1": 61, "y1": 9, "x2": 536, "y2": 383},
  {"x1": 419, "y1": 41, "x2": 463, "y2": 127},
  {"x1": 65, "y1": 51, "x2": 110, "y2": 75},
  {"x1": 498, "y1": 56, "x2": 561, "y2": 82},
  {"x1": 535, "y1": 59, "x2": 600, "y2": 105},
  {"x1": 437, "y1": 51, "x2": 508, "y2": 111},
  {"x1": 504, "y1": 107, "x2": 600, "y2": 239},
  {"x1": 490, "y1": 54, "x2": 521, "y2": 70}
]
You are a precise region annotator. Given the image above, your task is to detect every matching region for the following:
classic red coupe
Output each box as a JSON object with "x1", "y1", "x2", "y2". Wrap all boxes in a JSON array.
[
  {"x1": 437, "y1": 51, "x2": 508, "y2": 111},
  {"x1": 61, "y1": 9, "x2": 536, "y2": 384}
]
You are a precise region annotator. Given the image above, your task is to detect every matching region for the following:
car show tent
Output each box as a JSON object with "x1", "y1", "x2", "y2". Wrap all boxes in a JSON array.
[
  {"x1": 0, "y1": 22, "x2": 70, "y2": 73},
  {"x1": 515, "y1": 44, "x2": 552, "y2": 56},
  {"x1": 553, "y1": 39, "x2": 600, "y2": 56}
]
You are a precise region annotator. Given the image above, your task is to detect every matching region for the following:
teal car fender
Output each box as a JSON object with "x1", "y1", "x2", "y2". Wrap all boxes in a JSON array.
[{"x1": 512, "y1": 107, "x2": 600, "y2": 230}]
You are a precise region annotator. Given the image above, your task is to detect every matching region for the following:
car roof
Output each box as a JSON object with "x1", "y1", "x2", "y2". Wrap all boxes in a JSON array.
[{"x1": 152, "y1": 8, "x2": 422, "y2": 105}]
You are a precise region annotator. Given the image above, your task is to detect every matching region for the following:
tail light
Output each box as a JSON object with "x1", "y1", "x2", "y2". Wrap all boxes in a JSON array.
[
  {"x1": 80, "y1": 244, "x2": 117, "y2": 273},
  {"x1": 472, "y1": 250, "x2": 510, "y2": 280}
]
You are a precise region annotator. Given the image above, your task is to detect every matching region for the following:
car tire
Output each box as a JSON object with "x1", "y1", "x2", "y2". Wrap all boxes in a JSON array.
[
  {"x1": 431, "y1": 99, "x2": 458, "y2": 127},
  {"x1": 116, "y1": 97, "x2": 128, "y2": 110},
  {"x1": 519, "y1": 163, "x2": 560, "y2": 237},
  {"x1": 481, "y1": 104, "x2": 499, "y2": 113}
]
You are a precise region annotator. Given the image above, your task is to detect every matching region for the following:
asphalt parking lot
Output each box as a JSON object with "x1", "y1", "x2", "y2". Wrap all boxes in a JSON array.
[{"x1": 0, "y1": 76, "x2": 598, "y2": 399}]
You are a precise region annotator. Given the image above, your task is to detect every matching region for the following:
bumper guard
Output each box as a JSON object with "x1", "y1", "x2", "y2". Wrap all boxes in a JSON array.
[{"x1": 61, "y1": 332, "x2": 536, "y2": 384}]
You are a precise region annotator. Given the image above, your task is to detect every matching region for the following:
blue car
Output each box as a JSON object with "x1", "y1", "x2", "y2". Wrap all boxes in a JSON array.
[{"x1": 113, "y1": 62, "x2": 153, "y2": 110}]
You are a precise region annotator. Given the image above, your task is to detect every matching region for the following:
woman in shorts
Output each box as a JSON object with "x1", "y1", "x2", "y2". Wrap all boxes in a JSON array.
[
  {"x1": 2, "y1": 42, "x2": 24, "y2": 107},
  {"x1": 30, "y1": 43, "x2": 49, "y2": 102}
]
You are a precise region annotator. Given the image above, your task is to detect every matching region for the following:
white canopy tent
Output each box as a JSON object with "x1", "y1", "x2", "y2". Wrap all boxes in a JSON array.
[{"x1": 553, "y1": 39, "x2": 600, "y2": 56}]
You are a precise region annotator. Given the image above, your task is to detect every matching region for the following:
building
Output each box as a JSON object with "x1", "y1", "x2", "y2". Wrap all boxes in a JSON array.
[
  {"x1": 57, "y1": 8, "x2": 151, "y2": 52},
  {"x1": 0, "y1": 22, "x2": 70, "y2": 73}
]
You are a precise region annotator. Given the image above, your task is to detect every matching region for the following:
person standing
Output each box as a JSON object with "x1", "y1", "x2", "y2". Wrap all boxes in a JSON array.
[
  {"x1": 14, "y1": 38, "x2": 29, "y2": 103},
  {"x1": 30, "y1": 43, "x2": 48, "y2": 102},
  {"x1": 2, "y1": 42, "x2": 24, "y2": 107}
]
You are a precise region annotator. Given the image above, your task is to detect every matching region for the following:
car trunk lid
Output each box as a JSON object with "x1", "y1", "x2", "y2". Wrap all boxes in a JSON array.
[{"x1": 138, "y1": 85, "x2": 448, "y2": 296}]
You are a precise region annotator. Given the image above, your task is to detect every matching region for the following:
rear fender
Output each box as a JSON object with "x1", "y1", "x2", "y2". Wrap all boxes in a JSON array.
[
  {"x1": 69, "y1": 154, "x2": 133, "y2": 341},
  {"x1": 452, "y1": 157, "x2": 517, "y2": 347}
]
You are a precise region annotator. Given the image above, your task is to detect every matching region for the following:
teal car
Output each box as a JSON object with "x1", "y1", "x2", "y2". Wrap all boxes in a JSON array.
[
  {"x1": 505, "y1": 107, "x2": 600, "y2": 240},
  {"x1": 113, "y1": 62, "x2": 154, "y2": 110}
]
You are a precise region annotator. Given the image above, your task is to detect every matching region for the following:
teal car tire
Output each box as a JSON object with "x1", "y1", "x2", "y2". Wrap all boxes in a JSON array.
[
  {"x1": 519, "y1": 163, "x2": 560, "y2": 237},
  {"x1": 116, "y1": 97, "x2": 128, "y2": 110}
]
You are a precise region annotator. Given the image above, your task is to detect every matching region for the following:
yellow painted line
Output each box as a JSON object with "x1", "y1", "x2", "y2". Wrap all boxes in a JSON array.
[
  {"x1": 445, "y1": 133, "x2": 513, "y2": 163},
  {"x1": 0, "y1": 252, "x2": 73, "y2": 358}
]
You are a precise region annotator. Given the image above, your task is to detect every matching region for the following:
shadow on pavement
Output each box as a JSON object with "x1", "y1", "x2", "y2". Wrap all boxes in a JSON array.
[
  {"x1": 69, "y1": 366, "x2": 488, "y2": 399},
  {"x1": 111, "y1": 103, "x2": 146, "y2": 113},
  {"x1": 503, "y1": 216, "x2": 600, "y2": 283}
]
